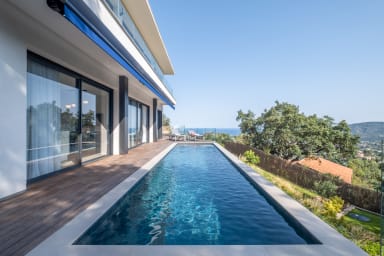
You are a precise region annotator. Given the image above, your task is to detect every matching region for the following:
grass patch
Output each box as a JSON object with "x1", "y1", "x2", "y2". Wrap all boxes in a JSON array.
[
  {"x1": 243, "y1": 159, "x2": 380, "y2": 256},
  {"x1": 344, "y1": 209, "x2": 381, "y2": 235}
]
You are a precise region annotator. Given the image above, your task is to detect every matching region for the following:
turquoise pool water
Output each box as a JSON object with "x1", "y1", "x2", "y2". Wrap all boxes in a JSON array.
[{"x1": 76, "y1": 144, "x2": 317, "y2": 245}]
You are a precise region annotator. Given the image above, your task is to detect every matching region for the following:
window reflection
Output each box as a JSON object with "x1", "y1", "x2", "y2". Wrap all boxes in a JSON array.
[
  {"x1": 81, "y1": 83, "x2": 110, "y2": 162},
  {"x1": 128, "y1": 100, "x2": 137, "y2": 148},
  {"x1": 27, "y1": 60, "x2": 80, "y2": 180},
  {"x1": 27, "y1": 56, "x2": 111, "y2": 181},
  {"x1": 128, "y1": 99, "x2": 149, "y2": 148}
]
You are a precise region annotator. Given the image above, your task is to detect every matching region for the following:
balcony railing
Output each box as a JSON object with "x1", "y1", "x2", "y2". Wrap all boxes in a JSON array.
[{"x1": 102, "y1": 0, "x2": 173, "y2": 96}]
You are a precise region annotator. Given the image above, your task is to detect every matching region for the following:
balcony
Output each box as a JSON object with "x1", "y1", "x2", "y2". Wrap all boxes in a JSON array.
[{"x1": 103, "y1": 0, "x2": 174, "y2": 96}]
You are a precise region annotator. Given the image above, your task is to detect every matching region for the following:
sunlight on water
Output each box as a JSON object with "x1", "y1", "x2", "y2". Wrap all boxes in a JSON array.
[{"x1": 76, "y1": 144, "x2": 314, "y2": 245}]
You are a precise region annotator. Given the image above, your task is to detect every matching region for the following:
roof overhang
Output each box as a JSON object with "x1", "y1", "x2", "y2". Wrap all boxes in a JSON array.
[
  {"x1": 61, "y1": 1, "x2": 175, "y2": 108},
  {"x1": 123, "y1": 0, "x2": 174, "y2": 75}
]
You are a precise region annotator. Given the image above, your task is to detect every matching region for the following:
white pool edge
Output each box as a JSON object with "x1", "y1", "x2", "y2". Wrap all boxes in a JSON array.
[{"x1": 27, "y1": 142, "x2": 368, "y2": 256}]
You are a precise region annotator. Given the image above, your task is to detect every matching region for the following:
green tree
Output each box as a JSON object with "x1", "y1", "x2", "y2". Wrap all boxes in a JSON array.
[
  {"x1": 82, "y1": 110, "x2": 95, "y2": 129},
  {"x1": 331, "y1": 120, "x2": 360, "y2": 163},
  {"x1": 82, "y1": 110, "x2": 95, "y2": 142},
  {"x1": 348, "y1": 158, "x2": 381, "y2": 189},
  {"x1": 61, "y1": 109, "x2": 78, "y2": 132},
  {"x1": 237, "y1": 101, "x2": 359, "y2": 162},
  {"x1": 61, "y1": 109, "x2": 79, "y2": 143},
  {"x1": 162, "y1": 114, "x2": 171, "y2": 127},
  {"x1": 236, "y1": 110, "x2": 257, "y2": 146},
  {"x1": 204, "y1": 132, "x2": 233, "y2": 145},
  {"x1": 237, "y1": 102, "x2": 304, "y2": 160}
]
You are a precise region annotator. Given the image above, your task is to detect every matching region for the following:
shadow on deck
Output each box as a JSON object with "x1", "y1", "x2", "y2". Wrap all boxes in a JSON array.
[{"x1": 0, "y1": 140, "x2": 172, "y2": 256}]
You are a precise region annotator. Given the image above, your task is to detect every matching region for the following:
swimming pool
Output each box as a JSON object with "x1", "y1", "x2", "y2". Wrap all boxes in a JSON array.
[
  {"x1": 28, "y1": 142, "x2": 367, "y2": 256},
  {"x1": 75, "y1": 144, "x2": 316, "y2": 245}
]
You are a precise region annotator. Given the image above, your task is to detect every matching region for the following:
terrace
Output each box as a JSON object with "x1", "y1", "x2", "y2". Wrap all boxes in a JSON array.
[
  {"x1": 0, "y1": 140, "x2": 173, "y2": 256},
  {"x1": 0, "y1": 140, "x2": 366, "y2": 256}
]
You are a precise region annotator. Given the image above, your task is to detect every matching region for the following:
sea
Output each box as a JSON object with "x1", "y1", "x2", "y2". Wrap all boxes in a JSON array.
[{"x1": 184, "y1": 128, "x2": 241, "y2": 137}]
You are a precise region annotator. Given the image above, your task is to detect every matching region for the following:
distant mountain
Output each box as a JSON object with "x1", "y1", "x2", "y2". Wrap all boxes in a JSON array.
[{"x1": 349, "y1": 122, "x2": 384, "y2": 142}]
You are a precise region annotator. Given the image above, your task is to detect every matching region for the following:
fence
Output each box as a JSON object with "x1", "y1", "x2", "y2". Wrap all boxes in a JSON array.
[{"x1": 224, "y1": 142, "x2": 381, "y2": 213}]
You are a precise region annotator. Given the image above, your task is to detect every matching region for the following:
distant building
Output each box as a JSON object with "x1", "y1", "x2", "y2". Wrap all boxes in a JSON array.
[{"x1": 297, "y1": 157, "x2": 353, "y2": 184}]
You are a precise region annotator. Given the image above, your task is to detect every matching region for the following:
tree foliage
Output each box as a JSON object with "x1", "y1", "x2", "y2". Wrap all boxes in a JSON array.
[
  {"x1": 162, "y1": 114, "x2": 171, "y2": 127},
  {"x1": 236, "y1": 101, "x2": 359, "y2": 163},
  {"x1": 314, "y1": 179, "x2": 338, "y2": 198},
  {"x1": 348, "y1": 158, "x2": 381, "y2": 189},
  {"x1": 204, "y1": 132, "x2": 233, "y2": 145}
]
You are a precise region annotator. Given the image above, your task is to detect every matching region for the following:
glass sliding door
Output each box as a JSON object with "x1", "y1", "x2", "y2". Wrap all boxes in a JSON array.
[
  {"x1": 27, "y1": 59, "x2": 80, "y2": 180},
  {"x1": 127, "y1": 99, "x2": 149, "y2": 148},
  {"x1": 27, "y1": 53, "x2": 112, "y2": 181},
  {"x1": 81, "y1": 83, "x2": 110, "y2": 162}
]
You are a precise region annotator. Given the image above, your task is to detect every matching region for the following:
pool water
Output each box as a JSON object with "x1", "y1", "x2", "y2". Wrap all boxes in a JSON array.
[{"x1": 76, "y1": 144, "x2": 316, "y2": 245}]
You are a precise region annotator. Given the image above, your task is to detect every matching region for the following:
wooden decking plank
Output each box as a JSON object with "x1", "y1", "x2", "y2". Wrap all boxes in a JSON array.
[{"x1": 0, "y1": 140, "x2": 172, "y2": 256}]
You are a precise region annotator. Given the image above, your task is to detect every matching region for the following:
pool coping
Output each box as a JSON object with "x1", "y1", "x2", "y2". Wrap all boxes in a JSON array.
[{"x1": 27, "y1": 142, "x2": 367, "y2": 256}]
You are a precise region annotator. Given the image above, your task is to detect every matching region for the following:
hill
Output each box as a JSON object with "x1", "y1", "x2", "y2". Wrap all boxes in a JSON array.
[{"x1": 349, "y1": 122, "x2": 384, "y2": 142}]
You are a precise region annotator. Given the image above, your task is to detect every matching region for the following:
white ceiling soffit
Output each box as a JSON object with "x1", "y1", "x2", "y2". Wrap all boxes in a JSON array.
[{"x1": 123, "y1": 0, "x2": 175, "y2": 75}]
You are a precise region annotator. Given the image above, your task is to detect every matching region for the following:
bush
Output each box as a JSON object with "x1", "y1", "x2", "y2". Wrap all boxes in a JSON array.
[
  {"x1": 314, "y1": 180, "x2": 338, "y2": 198},
  {"x1": 204, "y1": 133, "x2": 233, "y2": 145},
  {"x1": 322, "y1": 196, "x2": 344, "y2": 218},
  {"x1": 360, "y1": 241, "x2": 380, "y2": 256},
  {"x1": 243, "y1": 150, "x2": 260, "y2": 165}
]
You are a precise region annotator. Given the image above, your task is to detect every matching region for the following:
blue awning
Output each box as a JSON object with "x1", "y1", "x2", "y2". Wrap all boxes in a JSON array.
[{"x1": 62, "y1": 4, "x2": 175, "y2": 109}]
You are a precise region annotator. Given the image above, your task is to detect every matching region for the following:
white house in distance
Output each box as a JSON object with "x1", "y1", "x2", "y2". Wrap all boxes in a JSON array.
[{"x1": 0, "y1": 0, "x2": 176, "y2": 199}]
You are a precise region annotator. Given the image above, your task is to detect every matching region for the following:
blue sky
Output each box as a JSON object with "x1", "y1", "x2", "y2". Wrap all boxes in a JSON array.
[{"x1": 150, "y1": 0, "x2": 384, "y2": 128}]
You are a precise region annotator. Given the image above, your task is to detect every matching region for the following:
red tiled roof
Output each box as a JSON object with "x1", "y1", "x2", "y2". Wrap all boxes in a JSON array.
[{"x1": 297, "y1": 157, "x2": 353, "y2": 184}]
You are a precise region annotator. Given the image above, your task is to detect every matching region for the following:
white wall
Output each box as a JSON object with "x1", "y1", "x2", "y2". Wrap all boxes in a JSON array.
[
  {"x1": 0, "y1": 15, "x2": 27, "y2": 198},
  {"x1": 0, "y1": 0, "x2": 169, "y2": 199}
]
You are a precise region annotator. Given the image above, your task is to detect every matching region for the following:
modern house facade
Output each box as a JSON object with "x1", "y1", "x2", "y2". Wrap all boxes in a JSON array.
[{"x1": 0, "y1": 0, "x2": 176, "y2": 199}]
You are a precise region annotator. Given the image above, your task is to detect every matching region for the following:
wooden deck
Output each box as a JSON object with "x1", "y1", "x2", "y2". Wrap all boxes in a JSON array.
[{"x1": 0, "y1": 140, "x2": 173, "y2": 256}]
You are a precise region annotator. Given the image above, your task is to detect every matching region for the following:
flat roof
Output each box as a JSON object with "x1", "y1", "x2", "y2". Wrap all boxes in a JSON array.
[{"x1": 123, "y1": 0, "x2": 174, "y2": 75}]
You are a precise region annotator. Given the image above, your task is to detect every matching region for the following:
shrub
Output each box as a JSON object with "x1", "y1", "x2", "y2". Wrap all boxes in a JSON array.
[
  {"x1": 243, "y1": 150, "x2": 260, "y2": 165},
  {"x1": 204, "y1": 133, "x2": 233, "y2": 145},
  {"x1": 360, "y1": 241, "x2": 380, "y2": 256},
  {"x1": 322, "y1": 196, "x2": 344, "y2": 218},
  {"x1": 313, "y1": 180, "x2": 338, "y2": 198}
]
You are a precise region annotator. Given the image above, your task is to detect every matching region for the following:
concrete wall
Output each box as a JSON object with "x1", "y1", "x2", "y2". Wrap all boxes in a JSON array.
[{"x1": 0, "y1": 14, "x2": 27, "y2": 198}]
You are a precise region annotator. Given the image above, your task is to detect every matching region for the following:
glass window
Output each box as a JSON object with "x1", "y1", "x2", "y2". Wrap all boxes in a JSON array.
[
  {"x1": 128, "y1": 100, "x2": 137, "y2": 148},
  {"x1": 27, "y1": 54, "x2": 112, "y2": 181},
  {"x1": 128, "y1": 99, "x2": 149, "y2": 148},
  {"x1": 81, "y1": 82, "x2": 110, "y2": 162},
  {"x1": 27, "y1": 60, "x2": 80, "y2": 180}
]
